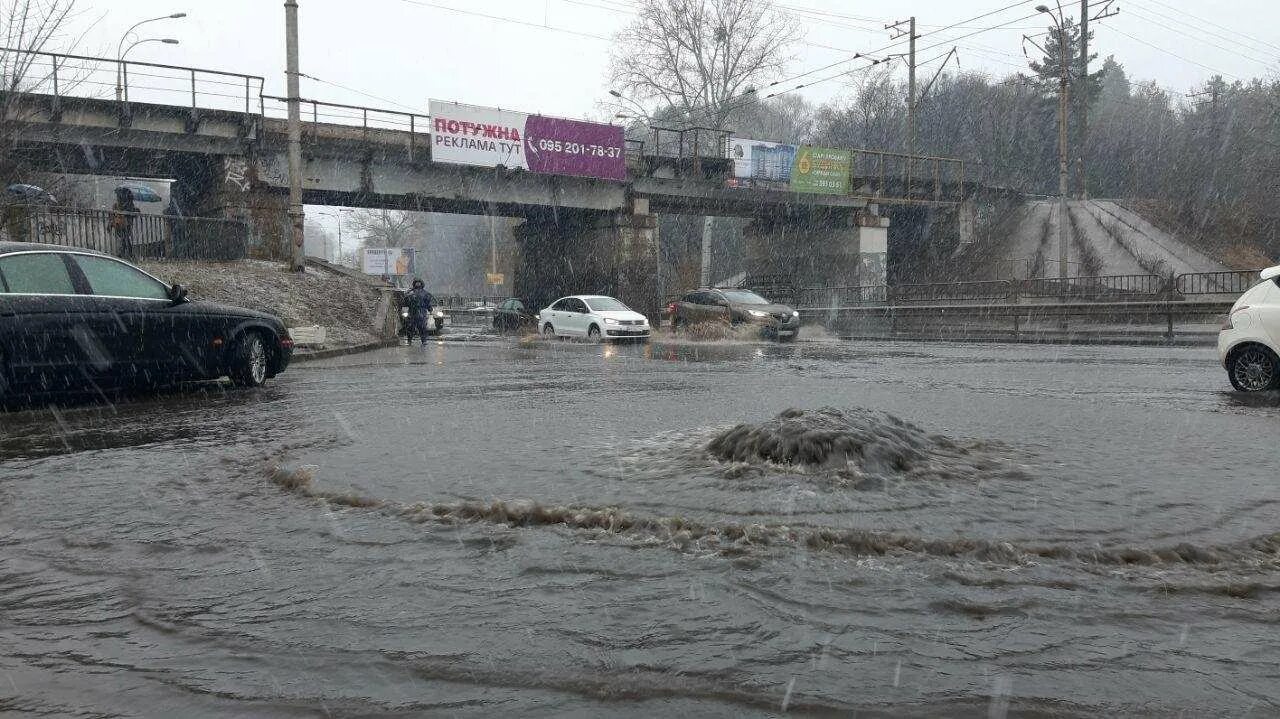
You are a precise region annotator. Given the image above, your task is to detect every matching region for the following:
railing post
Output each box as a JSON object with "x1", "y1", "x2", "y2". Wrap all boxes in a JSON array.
[
  {"x1": 409, "y1": 114, "x2": 416, "y2": 163},
  {"x1": 50, "y1": 56, "x2": 62, "y2": 120},
  {"x1": 362, "y1": 107, "x2": 369, "y2": 143},
  {"x1": 692, "y1": 130, "x2": 701, "y2": 177},
  {"x1": 119, "y1": 62, "x2": 132, "y2": 126}
]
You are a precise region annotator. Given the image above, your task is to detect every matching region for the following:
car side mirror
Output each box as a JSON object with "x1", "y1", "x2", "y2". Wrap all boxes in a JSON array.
[{"x1": 168, "y1": 283, "x2": 188, "y2": 304}]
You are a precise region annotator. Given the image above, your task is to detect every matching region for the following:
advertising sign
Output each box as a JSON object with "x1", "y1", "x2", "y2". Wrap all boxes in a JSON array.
[
  {"x1": 363, "y1": 247, "x2": 416, "y2": 277},
  {"x1": 726, "y1": 137, "x2": 851, "y2": 194},
  {"x1": 429, "y1": 100, "x2": 625, "y2": 181}
]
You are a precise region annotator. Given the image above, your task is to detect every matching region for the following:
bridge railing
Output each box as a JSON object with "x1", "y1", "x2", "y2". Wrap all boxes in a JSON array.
[
  {"x1": 5, "y1": 206, "x2": 248, "y2": 261},
  {"x1": 0, "y1": 47, "x2": 264, "y2": 122},
  {"x1": 262, "y1": 95, "x2": 430, "y2": 161},
  {"x1": 850, "y1": 150, "x2": 965, "y2": 203},
  {"x1": 646, "y1": 126, "x2": 732, "y2": 167}
]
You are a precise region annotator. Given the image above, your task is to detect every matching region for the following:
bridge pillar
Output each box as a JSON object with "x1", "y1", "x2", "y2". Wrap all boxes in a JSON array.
[
  {"x1": 744, "y1": 206, "x2": 889, "y2": 295},
  {"x1": 178, "y1": 155, "x2": 290, "y2": 260},
  {"x1": 514, "y1": 203, "x2": 660, "y2": 321}
]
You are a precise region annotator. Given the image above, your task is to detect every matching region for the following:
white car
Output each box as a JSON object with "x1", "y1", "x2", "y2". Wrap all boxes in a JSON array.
[
  {"x1": 538, "y1": 295, "x2": 651, "y2": 342},
  {"x1": 1218, "y1": 265, "x2": 1280, "y2": 392}
]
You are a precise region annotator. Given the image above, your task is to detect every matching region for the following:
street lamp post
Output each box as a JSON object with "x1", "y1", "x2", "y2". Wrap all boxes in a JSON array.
[
  {"x1": 1036, "y1": 3, "x2": 1070, "y2": 285},
  {"x1": 116, "y1": 13, "x2": 187, "y2": 102},
  {"x1": 316, "y1": 209, "x2": 353, "y2": 264}
]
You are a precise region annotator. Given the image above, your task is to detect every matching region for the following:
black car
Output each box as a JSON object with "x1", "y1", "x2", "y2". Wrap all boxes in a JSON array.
[
  {"x1": 492, "y1": 297, "x2": 536, "y2": 333},
  {"x1": 0, "y1": 243, "x2": 292, "y2": 398},
  {"x1": 668, "y1": 287, "x2": 800, "y2": 341}
]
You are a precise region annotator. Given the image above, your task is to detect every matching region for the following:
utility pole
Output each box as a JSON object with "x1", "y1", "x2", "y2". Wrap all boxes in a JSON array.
[
  {"x1": 699, "y1": 215, "x2": 713, "y2": 287},
  {"x1": 284, "y1": 0, "x2": 305, "y2": 271},
  {"x1": 887, "y1": 17, "x2": 917, "y2": 160},
  {"x1": 1056, "y1": 22, "x2": 1070, "y2": 283},
  {"x1": 1077, "y1": 0, "x2": 1088, "y2": 199}
]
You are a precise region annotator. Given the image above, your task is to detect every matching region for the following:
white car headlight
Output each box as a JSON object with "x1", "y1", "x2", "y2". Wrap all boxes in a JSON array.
[
  {"x1": 748, "y1": 309, "x2": 769, "y2": 318},
  {"x1": 400, "y1": 308, "x2": 409, "y2": 318},
  {"x1": 604, "y1": 317, "x2": 621, "y2": 325},
  {"x1": 433, "y1": 309, "x2": 444, "y2": 319},
  {"x1": 792, "y1": 310, "x2": 799, "y2": 317}
]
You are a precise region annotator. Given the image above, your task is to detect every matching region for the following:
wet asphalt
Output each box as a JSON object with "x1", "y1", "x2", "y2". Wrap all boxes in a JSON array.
[{"x1": 1, "y1": 334, "x2": 1277, "y2": 717}]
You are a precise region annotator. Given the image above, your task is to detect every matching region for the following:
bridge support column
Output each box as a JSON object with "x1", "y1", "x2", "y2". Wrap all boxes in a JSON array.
[
  {"x1": 744, "y1": 206, "x2": 889, "y2": 297},
  {"x1": 514, "y1": 203, "x2": 660, "y2": 321},
  {"x1": 179, "y1": 155, "x2": 290, "y2": 260}
]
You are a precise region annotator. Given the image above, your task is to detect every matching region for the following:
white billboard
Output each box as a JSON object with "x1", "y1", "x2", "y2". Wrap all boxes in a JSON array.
[
  {"x1": 362, "y1": 248, "x2": 416, "y2": 277},
  {"x1": 428, "y1": 100, "x2": 529, "y2": 170}
]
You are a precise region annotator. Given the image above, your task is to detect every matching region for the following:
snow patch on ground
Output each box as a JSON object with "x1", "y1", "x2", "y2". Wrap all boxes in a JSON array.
[{"x1": 139, "y1": 260, "x2": 385, "y2": 347}]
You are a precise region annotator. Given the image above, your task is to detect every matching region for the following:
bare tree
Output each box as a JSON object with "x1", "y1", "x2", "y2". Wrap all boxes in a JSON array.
[
  {"x1": 608, "y1": 0, "x2": 800, "y2": 128},
  {"x1": 2, "y1": 1, "x2": 78, "y2": 179},
  {"x1": 348, "y1": 209, "x2": 428, "y2": 251}
]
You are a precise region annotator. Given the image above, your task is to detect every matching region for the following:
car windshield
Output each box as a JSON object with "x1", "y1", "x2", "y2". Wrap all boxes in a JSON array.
[
  {"x1": 584, "y1": 297, "x2": 629, "y2": 312},
  {"x1": 719, "y1": 289, "x2": 770, "y2": 305}
]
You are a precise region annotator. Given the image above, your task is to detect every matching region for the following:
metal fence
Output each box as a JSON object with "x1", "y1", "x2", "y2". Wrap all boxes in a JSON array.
[
  {"x1": 262, "y1": 95, "x2": 430, "y2": 162},
  {"x1": 9, "y1": 206, "x2": 248, "y2": 261},
  {"x1": 788, "y1": 270, "x2": 1268, "y2": 309},
  {"x1": 1175, "y1": 269, "x2": 1266, "y2": 296},
  {"x1": 2, "y1": 47, "x2": 264, "y2": 122},
  {"x1": 1021, "y1": 274, "x2": 1167, "y2": 300}
]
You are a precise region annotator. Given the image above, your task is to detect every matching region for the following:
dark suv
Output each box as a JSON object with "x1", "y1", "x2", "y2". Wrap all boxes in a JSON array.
[{"x1": 667, "y1": 288, "x2": 800, "y2": 341}]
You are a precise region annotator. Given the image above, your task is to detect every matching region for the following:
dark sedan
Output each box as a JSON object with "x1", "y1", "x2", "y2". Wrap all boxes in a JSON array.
[
  {"x1": 668, "y1": 287, "x2": 800, "y2": 341},
  {"x1": 0, "y1": 243, "x2": 292, "y2": 398},
  {"x1": 492, "y1": 297, "x2": 537, "y2": 333}
]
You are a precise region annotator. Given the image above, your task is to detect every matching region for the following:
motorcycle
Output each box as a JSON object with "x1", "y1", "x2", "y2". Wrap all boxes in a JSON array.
[{"x1": 399, "y1": 306, "x2": 445, "y2": 343}]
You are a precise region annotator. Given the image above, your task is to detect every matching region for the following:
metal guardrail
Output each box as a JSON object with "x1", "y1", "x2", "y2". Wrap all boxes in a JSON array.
[
  {"x1": 796, "y1": 300, "x2": 1233, "y2": 339},
  {"x1": 434, "y1": 295, "x2": 506, "y2": 310},
  {"x1": 892, "y1": 280, "x2": 1011, "y2": 303},
  {"x1": 790, "y1": 270, "x2": 1265, "y2": 310},
  {"x1": 1021, "y1": 274, "x2": 1166, "y2": 300},
  {"x1": 1175, "y1": 269, "x2": 1265, "y2": 295},
  {"x1": 261, "y1": 95, "x2": 430, "y2": 162},
  {"x1": 2, "y1": 47, "x2": 264, "y2": 123},
  {"x1": 8, "y1": 206, "x2": 248, "y2": 261}
]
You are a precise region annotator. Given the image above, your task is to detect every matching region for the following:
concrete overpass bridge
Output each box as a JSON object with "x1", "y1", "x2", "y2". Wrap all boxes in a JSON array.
[{"x1": 2, "y1": 49, "x2": 977, "y2": 314}]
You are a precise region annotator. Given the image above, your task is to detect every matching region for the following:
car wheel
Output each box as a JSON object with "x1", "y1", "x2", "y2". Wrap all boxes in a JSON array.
[
  {"x1": 229, "y1": 331, "x2": 270, "y2": 387},
  {"x1": 542, "y1": 323, "x2": 557, "y2": 340},
  {"x1": 587, "y1": 325, "x2": 602, "y2": 343},
  {"x1": 1228, "y1": 344, "x2": 1279, "y2": 392}
]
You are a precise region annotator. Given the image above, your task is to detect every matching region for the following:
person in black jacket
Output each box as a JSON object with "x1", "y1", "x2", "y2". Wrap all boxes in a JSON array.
[{"x1": 402, "y1": 278, "x2": 435, "y2": 346}]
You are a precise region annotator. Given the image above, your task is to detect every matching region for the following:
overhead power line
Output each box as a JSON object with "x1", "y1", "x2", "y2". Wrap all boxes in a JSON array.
[
  {"x1": 1120, "y1": 6, "x2": 1275, "y2": 69},
  {"x1": 1105, "y1": 25, "x2": 1241, "y2": 80},
  {"x1": 1136, "y1": 0, "x2": 1280, "y2": 55}
]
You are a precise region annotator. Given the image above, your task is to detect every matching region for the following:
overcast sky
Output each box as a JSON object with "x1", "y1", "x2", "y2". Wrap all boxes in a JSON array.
[{"x1": 63, "y1": 0, "x2": 1280, "y2": 124}]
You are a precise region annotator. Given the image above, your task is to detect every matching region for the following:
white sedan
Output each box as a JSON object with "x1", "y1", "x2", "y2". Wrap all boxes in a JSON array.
[
  {"x1": 1219, "y1": 265, "x2": 1280, "y2": 392},
  {"x1": 538, "y1": 295, "x2": 651, "y2": 342}
]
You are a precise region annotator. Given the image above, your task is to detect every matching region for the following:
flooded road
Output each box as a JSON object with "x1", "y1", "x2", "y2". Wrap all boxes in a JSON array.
[{"x1": 2, "y1": 337, "x2": 1278, "y2": 717}]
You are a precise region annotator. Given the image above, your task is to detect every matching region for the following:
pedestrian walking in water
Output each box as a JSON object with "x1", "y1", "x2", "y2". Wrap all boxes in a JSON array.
[
  {"x1": 109, "y1": 187, "x2": 139, "y2": 258},
  {"x1": 403, "y1": 278, "x2": 435, "y2": 347}
]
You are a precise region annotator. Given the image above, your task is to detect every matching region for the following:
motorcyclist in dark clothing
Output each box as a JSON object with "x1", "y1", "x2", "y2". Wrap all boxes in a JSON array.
[{"x1": 403, "y1": 278, "x2": 435, "y2": 346}]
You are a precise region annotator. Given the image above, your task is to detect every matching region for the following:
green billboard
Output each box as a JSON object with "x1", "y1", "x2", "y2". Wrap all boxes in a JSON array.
[{"x1": 791, "y1": 145, "x2": 852, "y2": 194}]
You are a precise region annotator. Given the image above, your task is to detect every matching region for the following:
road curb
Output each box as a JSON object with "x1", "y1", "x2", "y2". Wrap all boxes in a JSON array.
[
  {"x1": 292, "y1": 338, "x2": 399, "y2": 362},
  {"x1": 831, "y1": 333, "x2": 1215, "y2": 347}
]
